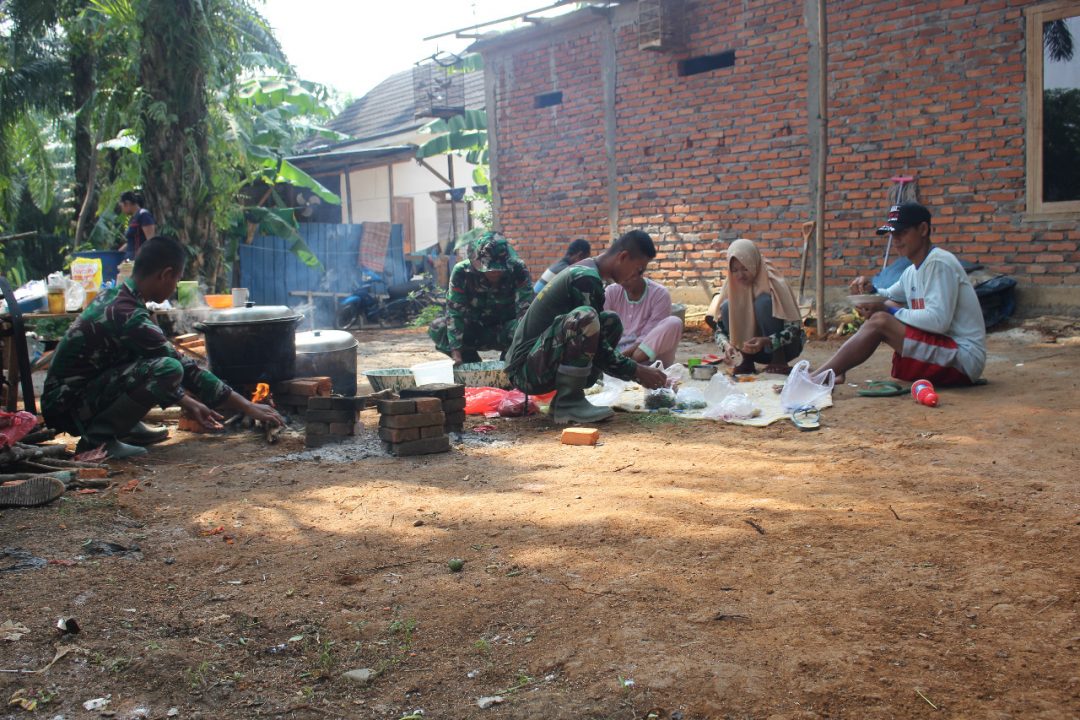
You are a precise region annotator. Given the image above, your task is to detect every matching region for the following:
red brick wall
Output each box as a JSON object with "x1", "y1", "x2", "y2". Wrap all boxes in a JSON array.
[{"x1": 482, "y1": 0, "x2": 1080, "y2": 297}]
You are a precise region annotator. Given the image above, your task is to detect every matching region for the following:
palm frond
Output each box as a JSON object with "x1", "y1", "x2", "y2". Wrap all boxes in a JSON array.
[{"x1": 1044, "y1": 19, "x2": 1075, "y2": 63}]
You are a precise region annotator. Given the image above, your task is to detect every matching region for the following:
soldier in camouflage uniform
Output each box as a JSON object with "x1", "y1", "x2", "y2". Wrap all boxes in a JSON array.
[
  {"x1": 428, "y1": 231, "x2": 535, "y2": 363},
  {"x1": 506, "y1": 230, "x2": 669, "y2": 424},
  {"x1": 43, "y1": 236, "x2": 282, "y2": 458}
]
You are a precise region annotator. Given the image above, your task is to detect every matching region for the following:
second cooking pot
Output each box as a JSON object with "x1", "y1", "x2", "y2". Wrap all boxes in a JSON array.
[
  {"x1": 195, "y1": 302, "x2": 303, "y2": 386},
  {"x1": 295, "y1": 329, "x2": 359, "y2": 396}
]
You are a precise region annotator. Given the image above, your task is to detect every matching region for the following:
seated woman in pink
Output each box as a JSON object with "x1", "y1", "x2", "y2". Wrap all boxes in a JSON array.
[
  {"x1": 604, "y1": 274, "x2": 684, "y2": 367},
  {"x1": 705, "y1": 238, "x2": 804, "y2": 375}
]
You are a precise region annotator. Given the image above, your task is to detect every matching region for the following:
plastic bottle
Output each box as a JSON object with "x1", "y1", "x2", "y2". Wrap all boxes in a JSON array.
[{"x1": 911, "y1": 379, "x2": 939, "y2": 407}]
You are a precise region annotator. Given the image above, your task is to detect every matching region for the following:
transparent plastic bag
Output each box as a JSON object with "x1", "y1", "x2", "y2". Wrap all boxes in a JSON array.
[
  {"x1": 587, "y1": 375, "x2": 628, "y2": 407},
  {"x1": 780, "y1": 360, "x2": 835, "y2": 411},
  {"x1": 644, "y1": 387, "x2": 677, "y2": 409},
  {"x1": 703, "y1": 392, "x2": 755, "y2": 421},
  {"x1": 703, "y1": 373, "x2": 738, "y2": 404},
  {"x1": 675, "y1": 386, "x2": 706, "y2": 409}
]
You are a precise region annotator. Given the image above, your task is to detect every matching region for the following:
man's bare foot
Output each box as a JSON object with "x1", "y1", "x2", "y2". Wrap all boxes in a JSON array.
[{"x1": 763, "y1": 363, "x2": 791, "y2": 375}]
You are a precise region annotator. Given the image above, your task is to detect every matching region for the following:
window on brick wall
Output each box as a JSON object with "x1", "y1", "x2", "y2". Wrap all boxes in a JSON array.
[
  {"x1": 534, "y1": 91, "x2": 563, "y2": 108},
  {"x1": 677, "y1": 50, "x2": 735, "y2": 77},
  {"x1": 1026, "y1": 2, "x2": 1080, "y2": 216}
]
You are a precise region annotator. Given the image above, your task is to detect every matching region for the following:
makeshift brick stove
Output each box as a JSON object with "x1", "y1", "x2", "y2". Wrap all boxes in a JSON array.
[{"x1": 374, "y1": 383, "x2": 465, "y2": 457}]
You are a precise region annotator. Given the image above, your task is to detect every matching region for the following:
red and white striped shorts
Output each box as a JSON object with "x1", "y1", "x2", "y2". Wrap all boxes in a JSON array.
[{"x1": 892, "y1": 325, "x2": 973, "y2": 386}]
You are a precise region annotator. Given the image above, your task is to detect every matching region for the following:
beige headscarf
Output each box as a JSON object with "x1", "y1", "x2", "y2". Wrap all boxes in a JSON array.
[{"x1": 706, "y1": 238, "x2": 801, "y2": 346}]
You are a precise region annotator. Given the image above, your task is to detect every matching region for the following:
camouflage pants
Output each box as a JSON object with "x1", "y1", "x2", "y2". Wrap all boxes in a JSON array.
[
  {"x1": 428, "y1": 314, "x2": 517, "y2": 359},
  {"x1": 508, "y1": 307, "x2": 623, "y2": 394},
  {"x1": 43, "y1": 357, "x2": 184, "y2": 435}
]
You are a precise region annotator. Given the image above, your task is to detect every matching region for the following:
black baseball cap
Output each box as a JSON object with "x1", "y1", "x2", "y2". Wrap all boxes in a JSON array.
[{"x1": 876, "y1": 202, "x2": 932, "y2": 235}]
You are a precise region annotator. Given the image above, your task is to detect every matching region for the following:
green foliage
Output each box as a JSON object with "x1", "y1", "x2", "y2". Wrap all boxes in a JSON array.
[{"x1": 409, "y1": 303, "x2": 443, "y2": 328}]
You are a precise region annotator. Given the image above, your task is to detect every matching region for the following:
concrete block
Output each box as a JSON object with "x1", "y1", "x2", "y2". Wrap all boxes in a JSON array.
[
  {"x1": 377, "y1": 399, "x2": 416, "y2": 415},
  {"x1": 388, "y1": 435, "x2": 451, "y2": 456},
  {"x1": 379, "y1": 426, "x2": 420, "y2": 443},
  {"x1": 380, "y1": 411, "x2": 446, "y2": 429}
]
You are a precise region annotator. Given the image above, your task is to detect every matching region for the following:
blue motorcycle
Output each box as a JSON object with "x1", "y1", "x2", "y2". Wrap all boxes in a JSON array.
[{"x1": 336, "y1": 271, "x2": 444, "y2": 330}]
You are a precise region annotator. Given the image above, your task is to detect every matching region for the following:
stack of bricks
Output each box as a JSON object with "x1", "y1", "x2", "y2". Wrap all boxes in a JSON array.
[
  {"x1": 305, "y1": 395, "x2": 367, "y2": 448},
  {"x1": 376, "y1": 397, "x2": 451, "y2": 457},
  {"x1": 272, "y1": 377, "x2": 332, "y2": 418},
  {"x1": 399, "y1": 383, "x2": 467, "y2": 434}
]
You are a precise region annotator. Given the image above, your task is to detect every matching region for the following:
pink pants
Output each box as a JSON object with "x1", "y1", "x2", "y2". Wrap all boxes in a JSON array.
[{"x1": 634, "y1": 316, "x2": 684, "y2": 367}]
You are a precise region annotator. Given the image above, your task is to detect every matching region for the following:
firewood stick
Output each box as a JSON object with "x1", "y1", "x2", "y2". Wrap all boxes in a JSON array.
[{"x1": 22, "y1": 458, "x2": 109, "y2": 470}]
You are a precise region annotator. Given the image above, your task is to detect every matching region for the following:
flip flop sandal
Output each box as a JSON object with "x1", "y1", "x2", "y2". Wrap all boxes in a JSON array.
[
  {"x1": 791, "y1": 406, "x2": 821, "y2": 431},
  {"x1": 0, "y1": 477, "x2": 66, "y2": 508},
  {"x1": 857, "y1": 380, "x2": 906, "y2": 397}
]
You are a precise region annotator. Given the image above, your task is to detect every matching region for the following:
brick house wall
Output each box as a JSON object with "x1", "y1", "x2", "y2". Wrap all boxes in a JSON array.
[{"x1": 476, "y1": 0, "x2": 1080, "y2": 310}]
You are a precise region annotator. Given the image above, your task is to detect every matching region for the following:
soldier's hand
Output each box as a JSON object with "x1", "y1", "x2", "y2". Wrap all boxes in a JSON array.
[
  {"x1": 247, "y1": 401, "x2": 284, "y2": 427},
  {"x1": 180, "y1": 395, "x2": 224, "y2": 430},
  {"x1": 635, "y1": 364, "x2": 669, "y2": 390},
  {"x1": 450, "y1": 350, "x2": 464, "y2": 364}
]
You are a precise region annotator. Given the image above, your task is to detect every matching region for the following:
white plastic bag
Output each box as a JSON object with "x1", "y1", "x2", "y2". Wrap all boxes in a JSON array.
[
  {"x1": 586, "y1": 374, "x2": 628, "y2": 407},
  {"x1": 703, "y1": 391, "x2": 755, "y2": 421},
  {"x1": 780, "y1": 360, "x2": 834, "y2": 411},
  {"x1": 703, "y1": 373, "x2": 738, "y2": 404}
]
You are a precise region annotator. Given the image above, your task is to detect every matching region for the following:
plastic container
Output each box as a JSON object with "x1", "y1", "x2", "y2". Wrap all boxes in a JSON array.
[
  {"x1": 47, "y1": 286, "x2": 66, "y2": 314},
  {"x1": 177, "y1": 280, "x2": 199, "y2": 308},
  {"x1": 911, "y1": 379, "x2": 939, "y2": 407},
  {"x1": 411, "y1": 359, "x2": 454, "y2": 385},
  {"x1": 73, "y1": 250, "x2": 124, "y2": 283},
  {"x1": 205, "y1": 294, "x2": 233, "y2": 309}
]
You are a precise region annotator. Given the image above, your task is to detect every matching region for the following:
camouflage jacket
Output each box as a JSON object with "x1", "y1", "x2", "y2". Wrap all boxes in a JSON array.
[
  {"x1": 43, "y1": 278, "x2": 231, "y2": 414},
  {"x1": 444, "y1": 259, "x2": 534, "y2": 351}
]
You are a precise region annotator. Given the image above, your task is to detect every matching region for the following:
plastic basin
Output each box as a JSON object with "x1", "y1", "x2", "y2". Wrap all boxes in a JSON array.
[
  {"x1": 453, "y1": 360, "x2": 512, "y2": 389},
  {"x1": 411, "y1": 359, "x2": 454, "y2": 385},
  {"x1": 364, "y1": 368, "x2": 417, "y2": 393},
  {"x1": 205, "y1": 294, "x2": 233, "y2": 309}
]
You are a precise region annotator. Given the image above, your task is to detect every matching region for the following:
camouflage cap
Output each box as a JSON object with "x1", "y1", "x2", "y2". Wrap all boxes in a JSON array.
[{"x1": 468, "y1": 231, "x2": 512, "y2": 272}]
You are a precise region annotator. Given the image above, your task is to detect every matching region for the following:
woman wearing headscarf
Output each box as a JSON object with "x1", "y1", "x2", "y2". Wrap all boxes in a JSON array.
[
  {"x1": 705, "y1": 239, "x2": 804, "y2": 375},
  {"x1": 428, "y1": 231, "x2": 535, "y2": 364}
]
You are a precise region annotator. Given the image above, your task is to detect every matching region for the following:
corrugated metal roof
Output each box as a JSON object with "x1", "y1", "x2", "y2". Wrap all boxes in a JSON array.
[{"x1": 312, "y1": 66, "x2": 486, "y2": 149}]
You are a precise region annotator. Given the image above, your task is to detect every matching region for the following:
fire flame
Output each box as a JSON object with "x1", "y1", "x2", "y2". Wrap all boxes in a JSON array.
[{"x1": 251, "y1": 383, "x2": 270, "y2": 404}]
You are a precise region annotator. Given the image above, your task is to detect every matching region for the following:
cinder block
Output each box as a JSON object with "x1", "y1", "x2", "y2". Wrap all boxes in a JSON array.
[
  {"x1": 441, "y1": 397, "x2": 467, "y2": 413},
  {"x1": 306, "y1": 409, "x2": 357, "y2": 424},
  {"x1": 307, "y1": 396, "x2": 334, "y2": 410},
  {"x1": 443, "y1": 410, "x2": 467, "y2": 426},
  {"x1": 388, "y1": 435, "x2": 451, "y2": 456},
  {"x1": 379, "y1": 426, "x2": 420, "y2": 443},
  {"x1": 305, "y1": 421, "x2": 330, "y2": 436},
  {"x1": 414, "y1": 397, "x2": 443, "y2": 413},
  {"x1": 420, "y1": 424, "x2": 446, "y2": 439},
  {"x1": 561, "y1": 427, "x2": 599, "y2": 446},
  {"x1": 329, "y1": 422, "x2": 357, "y2": 436},
  {"x1": 376, "y1": 399, "x2": 416, "y2": 415},
  {"x1": 380, "y1": 412, "x2": 445, "y2": 429},
  {"x1": 400, "y1": 383, "x2": 465, "y2": 400}
]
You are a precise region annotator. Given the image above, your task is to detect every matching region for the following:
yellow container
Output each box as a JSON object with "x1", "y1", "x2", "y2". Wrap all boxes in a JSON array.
[
  {"x1": 84, "y1": 288, "x2": 99, "y2": 309},
  {"x1": 47, "y1": 288, "x2": 66, "y2": 314}
]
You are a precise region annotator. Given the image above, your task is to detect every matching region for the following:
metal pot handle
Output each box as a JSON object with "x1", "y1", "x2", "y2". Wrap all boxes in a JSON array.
[{"x1": 193, "y1": 322, "x2": 207, "y2": 333}]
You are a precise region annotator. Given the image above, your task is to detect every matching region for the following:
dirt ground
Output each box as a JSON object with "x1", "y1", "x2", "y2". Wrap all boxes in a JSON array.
[{"x1": 2, "y1": 326, "x2": 1078, "y2": 720}]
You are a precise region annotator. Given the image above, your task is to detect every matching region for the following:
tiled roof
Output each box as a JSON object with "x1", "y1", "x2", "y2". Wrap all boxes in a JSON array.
[{"x1": 318, "y1": 66, "x2": 485, "y2": 147}]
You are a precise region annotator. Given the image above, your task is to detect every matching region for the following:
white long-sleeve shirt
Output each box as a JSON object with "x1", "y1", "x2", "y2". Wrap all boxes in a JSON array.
[{"x1": 880, "y1": 246, "x2": 986, "y2": 380}]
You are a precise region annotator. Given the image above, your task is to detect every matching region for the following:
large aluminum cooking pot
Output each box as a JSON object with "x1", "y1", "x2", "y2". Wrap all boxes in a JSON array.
[
  {"x1": 194, "y1": 302, "x2": 303, "y2": 386},
  {"x1": 295, "y1": 329, "x2": 359, "y2": 396}
]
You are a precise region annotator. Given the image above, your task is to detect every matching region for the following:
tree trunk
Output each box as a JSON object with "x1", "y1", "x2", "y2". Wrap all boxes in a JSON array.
[
  {"x1": 70, "y1": 27, "x2": 97, "y2": 243},
  {"x1": 138, "y1": 0, "x2": 223, "y2": 289}
]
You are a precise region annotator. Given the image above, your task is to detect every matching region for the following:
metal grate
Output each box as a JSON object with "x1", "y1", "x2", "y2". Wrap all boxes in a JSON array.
[
  {"x1": 638, "y1": 0, "x2": 684, "y2": 52},
  {"x1": 413, "y1": 55, "x2": 466, "y2": 119}
]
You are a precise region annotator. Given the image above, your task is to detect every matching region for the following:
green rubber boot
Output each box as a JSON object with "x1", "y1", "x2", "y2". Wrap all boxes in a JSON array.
[
  {"x1": 80, "y1": 394, "x2": 152, "y2": 459},
  {"x1": 120, "y1": 421, "x2": 170, "y2": 446},
  {"x1": 551, "y1": 365, "x2": 614, "y2": 425}
]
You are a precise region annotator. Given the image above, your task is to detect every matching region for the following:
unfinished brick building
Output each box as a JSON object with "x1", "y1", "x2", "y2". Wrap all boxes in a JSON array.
[{"x1": 471, "y1": 0, "x2": 1080, "y2": 312}]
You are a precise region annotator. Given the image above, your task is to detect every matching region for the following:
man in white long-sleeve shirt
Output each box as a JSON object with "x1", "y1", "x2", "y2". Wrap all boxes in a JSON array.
[{"x1": 816, "y1": 202, "x2": 986, "y2": 385}]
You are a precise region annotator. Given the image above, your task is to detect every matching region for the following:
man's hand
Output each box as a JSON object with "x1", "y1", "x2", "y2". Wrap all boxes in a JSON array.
[
  {"x1": 450, "y1": 350, "x2": 464, "y2": 365},
  {"x1": 246, "y1": 400, "x2": 284, "y2": 427},
  {"x1": 635, "y1": 364, "x2": 669, "y2": 390},
  {"x1": 856, "y1": 301, "x2": 887, "y2": 316},
  {"x1": 741, "y1": 337, "x2": 769, "y2": 355},
  {"x1": 849, "y1": 276, "x2": 875, "y2": 295},
  {"x1": 621, "y1": 342, "x2": 640, "y2": 358},
  {"x1": 180, "y1": 395, "x2": 224, "y2": 430}
]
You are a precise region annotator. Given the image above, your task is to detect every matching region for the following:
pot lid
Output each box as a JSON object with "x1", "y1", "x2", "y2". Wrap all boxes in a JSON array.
[
  {"x1": 295, "y1": 329, "x2": 358, "y2": 353},
  {"x1": 201, "y1": 302, "x2": 303, "y2": 325}
]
